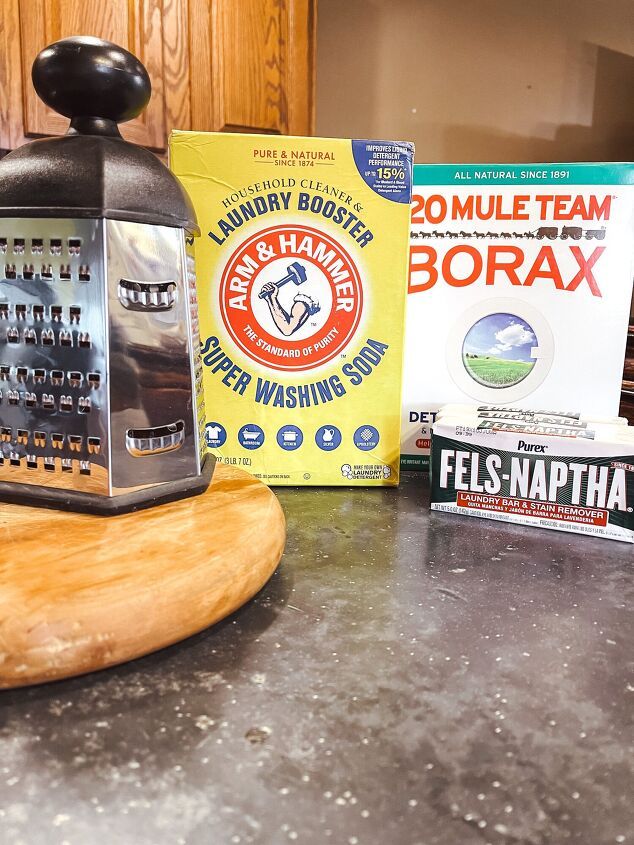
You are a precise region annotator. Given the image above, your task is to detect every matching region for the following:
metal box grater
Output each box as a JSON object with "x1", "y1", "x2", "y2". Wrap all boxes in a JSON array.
[{"x1": 0, "y1": 37, "x2": 212, "y2": 514}]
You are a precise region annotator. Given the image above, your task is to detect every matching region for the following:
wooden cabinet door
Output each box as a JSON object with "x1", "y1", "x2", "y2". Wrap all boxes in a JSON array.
[
  {"x1": 0, "y1": 0, "x2": 24, "y2": 151},
  {"x1": 189, "y1": 0, "x2": 315, "y2": 136},
  {"x1": 0, "y1": 0, "x2": 315, "y2": 153},
  {"x1": 18, "y1": 0, "x2": 167, "y2": 149}
]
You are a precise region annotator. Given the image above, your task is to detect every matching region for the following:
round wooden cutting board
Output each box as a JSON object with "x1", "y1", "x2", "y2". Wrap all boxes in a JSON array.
[{"x1": 0, "y1": 464, "x2": 285, "y2": 689}]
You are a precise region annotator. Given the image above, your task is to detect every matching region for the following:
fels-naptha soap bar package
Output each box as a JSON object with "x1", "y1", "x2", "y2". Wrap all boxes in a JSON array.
[
  {"x1": 170, "y1": 132, "x2": 413, "y2": 485},
  {"x1": 403, "y1": 163, "x2": 634, "y2": 470},
  {"x1": 431, "y1": 413, "x2": 634, "y2": 543}
]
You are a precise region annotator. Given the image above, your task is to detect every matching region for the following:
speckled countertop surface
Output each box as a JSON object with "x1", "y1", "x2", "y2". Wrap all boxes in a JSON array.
[{"x1": 0, "y1": 474, "x2": 632, "y2": 845}]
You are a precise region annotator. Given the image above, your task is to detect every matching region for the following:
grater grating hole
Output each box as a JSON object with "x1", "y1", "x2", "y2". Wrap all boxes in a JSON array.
[
  {"x1": 59, "y1": 264, "x2": 71, "y2": 280},
  {"x1": 16, "y1": 366, "x2": 27, "y2": 381},
  {"x1": 22, "y1": 265, "x2": 34, "y2": 280},
  {"x1": 24, "y1": 328, "x2": 36, "y2": 344},
  {"x1": 0, "y1": 303, "x2": 8, "y2": 318},
  {"x1": 69, "y1": 306, "x2": 81, "y2": 323},
  {"x1": 50, "y1": 369, "x2": 64, "y2": 386},
  {"x1": 0, "y1": 238, "x2": 6, "y2": 254},
  {"x1": 50, "y1": 305, "x2": 62, "y2": 322},
  {"x1": 15, "y1": 304, "x2": 27, "y2": 320},
  {"x1": 32, "y1": 304, "x2": 44, "y2": 320},
  {"x1": 87, "y1": 372, "x2": 100, "y2": 388},
  {"x1": 41, "y1": 265, "x2": 53, "y2": 279},
  {"x1": 33, "y1": 368, "x2": 46, "y2": 383},
  {"x1": 68, "y1": 238, "x2": 81, "y2": 255},
  {"x1": 26, "y1": 455, "x2": 37, "y2": 469},
  {"x1": 78, "y1": 265, "x2": 90, "y2": 281},
  {"x1": 13, "y1": 239, "x2": 24, "y2": 255},
  {"x1": 50, "y1": 239, "x2": 62, "y2": 256},
  {"x1": 5, "y1": 264, "x2": 16, "y2": 279},
  {"x1": 31, "y1": 238, "x2": 43, "y2": 255}
]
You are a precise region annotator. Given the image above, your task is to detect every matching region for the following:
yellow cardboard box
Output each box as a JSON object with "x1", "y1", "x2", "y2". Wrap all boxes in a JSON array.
[{"x1": 170, "y1": 132, "x2": 413, "y2": 485}]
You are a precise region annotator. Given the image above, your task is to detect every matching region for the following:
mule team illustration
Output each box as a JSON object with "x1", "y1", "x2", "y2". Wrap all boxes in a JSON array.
[{"x1": 411, "y1": 226, "x2": 607, "y2": 240}]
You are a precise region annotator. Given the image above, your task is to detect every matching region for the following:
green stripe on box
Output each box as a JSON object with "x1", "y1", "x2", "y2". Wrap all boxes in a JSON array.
[
  {"x1": 413, "y1": 163, "x2": 634, "y2": 186},
  {"x1": 400, "y1": 454, "x2": 429, "y2": 470}
]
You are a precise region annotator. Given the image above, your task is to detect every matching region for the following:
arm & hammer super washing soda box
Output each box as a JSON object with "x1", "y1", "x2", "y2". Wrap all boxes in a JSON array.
[
  {"x1": 403, "y1": 163, "x2": 634, "y2": 470},
  {"x1": 170, "y1": 132, "x2": 413, "y2": 485}
]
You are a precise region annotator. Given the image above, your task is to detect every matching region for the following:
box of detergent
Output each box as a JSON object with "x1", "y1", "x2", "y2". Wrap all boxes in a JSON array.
[
  {"x1": 403, "y1": 163, "x2": 634, "y2": 470},
  {"x1": 170, "y1": 132, "x2": 413, "y2": 485},
  {"x1": 431, "y1": 408, "x2": 634, "y2": 543}
]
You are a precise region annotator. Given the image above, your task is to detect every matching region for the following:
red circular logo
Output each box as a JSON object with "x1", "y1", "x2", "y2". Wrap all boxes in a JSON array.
[{"x1": 219, "y1": 225, "x2": 363, "y2": 371}]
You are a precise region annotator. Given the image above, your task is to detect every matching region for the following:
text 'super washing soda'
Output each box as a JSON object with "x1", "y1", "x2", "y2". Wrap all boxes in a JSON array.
[
  {"x1": 402, "y1": 163, "x2": 634, "y2": 470},
  {"x1": 170, "y1": 132, "x2": 413, "y2": 485}
]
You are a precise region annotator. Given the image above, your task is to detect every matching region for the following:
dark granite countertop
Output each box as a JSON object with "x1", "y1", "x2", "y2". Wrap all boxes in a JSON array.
[{"x1": 0, "y1": 474, "x2": 632, "y2": 845}]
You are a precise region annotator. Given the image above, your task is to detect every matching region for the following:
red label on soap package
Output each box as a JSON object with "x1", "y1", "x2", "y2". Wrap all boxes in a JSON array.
[
  {"x1": 456, "y1": 492, "x2": 609, "y2": 526},
  {"x1": 219, "y1": 225, "x2": 363, "y2": 371}
]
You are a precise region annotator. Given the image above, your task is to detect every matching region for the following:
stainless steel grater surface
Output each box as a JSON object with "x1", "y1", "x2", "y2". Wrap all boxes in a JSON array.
[{"x1": 0, "y1": 37, "x2": 212, "y2": 514}]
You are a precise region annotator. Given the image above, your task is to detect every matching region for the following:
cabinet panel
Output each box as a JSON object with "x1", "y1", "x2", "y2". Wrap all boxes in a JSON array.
[
  {"x1": 18, "y1": 0, "x2": 166, "y2": 149},
  {"x1": 189, "y1": 0, "x2": 315, "y2": 136},
  {"x1": 162, "y1": 0, "x2": 191, "y2": 133},
  {"x1": 286, "y1": 0, "x2": 316, "y2": 136},
  {"x1": 0, "y1": 0, "x2": 25, "y2": 150},
  {"x1": 1, "y1": 0, "x2": 315, "y2": 154},
  {"x1": 220, "y1": 0, "x2": 288, "y2": 133}
]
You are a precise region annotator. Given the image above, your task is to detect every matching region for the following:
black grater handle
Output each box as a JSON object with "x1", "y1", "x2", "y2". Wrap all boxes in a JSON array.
[{"x1": 31, "y1": 36, "x2": 151, "y2": 138}]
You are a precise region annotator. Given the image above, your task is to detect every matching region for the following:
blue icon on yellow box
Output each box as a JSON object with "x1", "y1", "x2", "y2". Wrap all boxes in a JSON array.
[
  {"x1": 238, "y1": 424, "x2": 265, "y2": 449},
  {"x1": 277, "y1": 425, "x2": 303, "y2": 451},
  {"x1": 353, "y1": 425, "x2": 379, "y2": 451},
  {"x1": 315, "y1": 425, "x2": 342, "y2": 451}
]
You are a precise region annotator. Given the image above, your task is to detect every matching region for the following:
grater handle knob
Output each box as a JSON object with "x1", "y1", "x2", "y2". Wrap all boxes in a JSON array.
[{"x1": 32, "y1": 36, "x2": 151, "y2": 137}]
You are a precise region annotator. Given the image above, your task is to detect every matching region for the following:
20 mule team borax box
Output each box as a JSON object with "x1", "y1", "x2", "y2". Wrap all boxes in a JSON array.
[
  {"x1": 170, "y1": 132, "x2": 413, "y2": 485},
  {"x1": 403, "y1": 163, "x2": 634, "y2": 470}
]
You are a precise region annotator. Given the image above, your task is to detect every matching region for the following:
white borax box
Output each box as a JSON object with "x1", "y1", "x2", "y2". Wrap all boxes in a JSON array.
[
  {"x1": 402, "y1": 163, "x2": 634, "y2": 470},
  {"x1": 170, "y1": 132, "x2": 413, "y2": 485}
]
